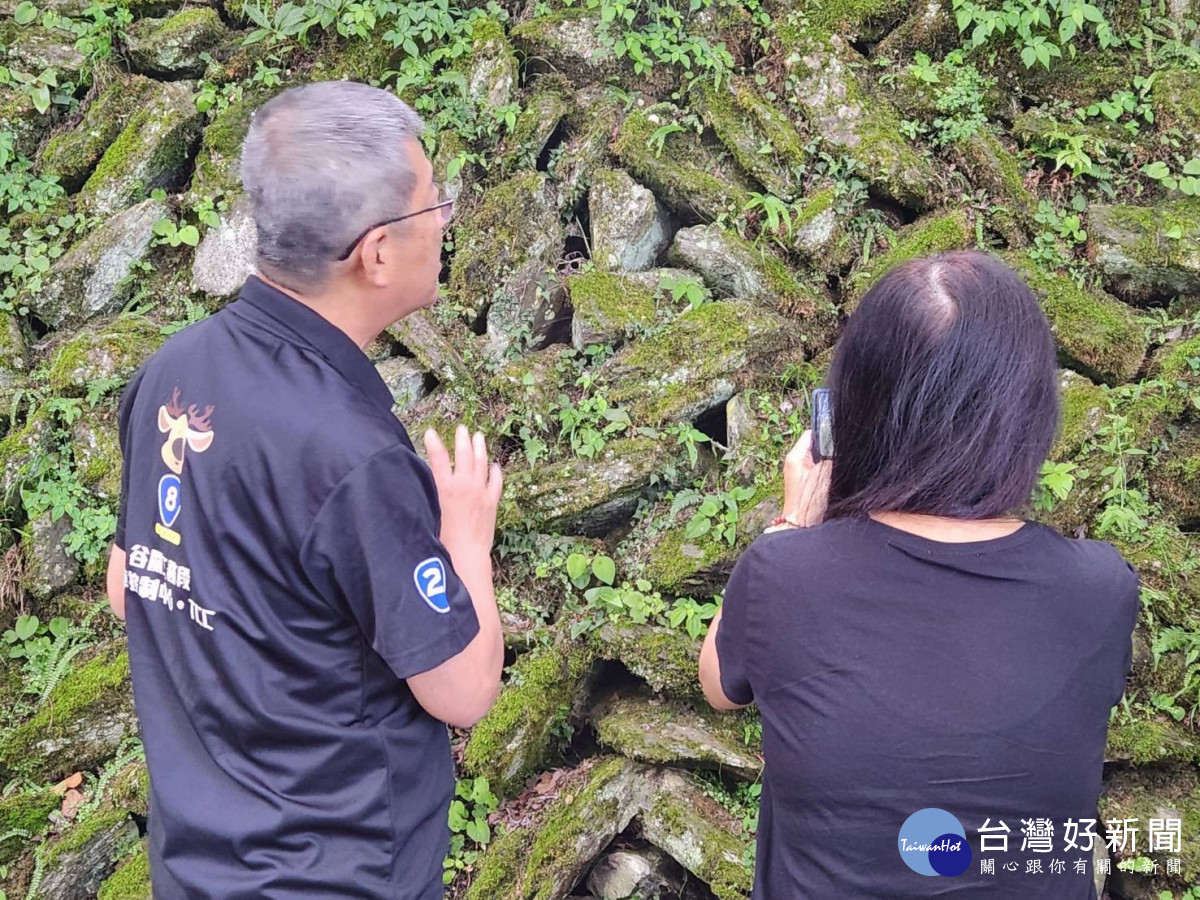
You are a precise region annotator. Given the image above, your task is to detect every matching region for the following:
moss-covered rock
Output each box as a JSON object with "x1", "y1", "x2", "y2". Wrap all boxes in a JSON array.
[
  {"x1": 788, "y1": 185, "x2": 854, "y2": 268},
  {"x1": 463, "y1": 642, "x2": 594, "y2": 797},
  {"x1": 38, "y1": 806, "x2": 140, "y2": 900},
  {"x1": 612, "y1": 101, "x2": 754, "y2": 223},
  {"x1": 1149, "y1": 423, "x2": 1200, "y2": 524},
  {"x1": 640, "y1": 769, "x2": 753, "y2": 900},
  {"x1": 21, "y1": 199, "x2": 167, "y2": 330},
  {"x1": 47, "y1": 314, "x2": 164, "y2": 396},
  {"x1": 1106, "y1": 716, "x2": 1200, "y2": 766},
  {"x1": 591, "y1": 691, "x2": 762, "y2": 780},
  {"x1": 667, "y1": 225, "x2": 836, "y2": 340},
  {"x1": 465, "y1": 757, "x2": 652, "y2": 900},
  {"x1": 186, "y1": 85, "x2": 275, "y2": 207},
  {"x1": 0, "y1": 311, "x2": 28, "y2": 394},
  {"x1": 550, "y1": 84, "x2": 627, "y2": 215},
  {"x1": 0, "y1": 788, "x2": 58, "y2": 863},
  {"x1": 588, "y1": 622, "x2": 702, "y2": 699},
  {"x1": 0, "y1": 85, "x2": 52, "y2": 160},
  {"x1": 1101, "y1": 763, "x2": 1200, "y2": 883},
  {"x1": 1153, "y1": 67, "x2": 1200, "y2": 144},
  {"x1": 569, "y1": 271, "x2": 657, "y2": 350},
  {"x1": 0, "y1": 21, "x2": 86, "y2": 80},
  {"x1": 22, "y1": 509, "x2": 81, "y2": 598},
  {"x1": 952, "y1": 130, "x2": 1039, "y2": 232},
  {"x1": 1004, "y1": 253, "x2": 1148, "y2": 385},
  {"x1": 847, "y1": 209, "x2": 974, "y2": 307},
  {"x1": 0, "y1": 404, "x2": 53, "y2": 511},
  {"x1": 1088, "y1": 200, "x2": 1200, "y2": 301},
  {"x1": 97, "y1": 843, "x2": 151, "y2": 900},
  {"x1": 620, "y1": 478, "x2": 780, "y2": 593},
  {"x1": 874, "y1": 0, "x2": 958, "y2": 60},
  {"x1": 448, "y1": 171, "x2": 566, "y2": 357},
  {"x1": 0, "y1": 643, "x2": 136, "y2": 782},
  {"x1": 71, "y1": 408, "x2": 122, "y2": 502},
  {"x1": 780, "y1": 0, "x2": 908, "y2": 40},
  {"x1": 38, "y1": 76, "x2": 160, "y2": 192},
  {"x1": 1149, "y1": 331, "x2": 1200, "y2": 419},
  {"x1": 79, "y1": 80, "x2": 204, "y2": 217},
  {"x1": 1114, "y1": 525, "x2": 1200, "y2": 632},
  {"x1": 1051, "y1": 369, "x2": 1107, "y2": 463},
  {"x1": 307, "y1": 32, "x2": 402, "y2": 82},
  {"x1": 191, "y1": 193, "x2": 256, "y2": 299},
  {"x1": 588, "y1": 168, "x2": 672, "y2": 274},
  {"x1": 691, "y1": 75, "x2": 808, "y2": 201},
  {"x1": 602, "y1": 299, "x2": 792, "y2": 426},
  {"x1": 499, "y1": 436, "x2": 685, "y2": 536},
  {"x1": 777, "y1": 30, "x2": 942, "y2": 211},
  {"x1": 454, "y1": 15, "x2": 517, "y2": 109},
  {"x1": 125, "y1": 8, "x2": 229, "y2": 78},
  {"x1": 386, "y1": 309, "x2": 477, "y2": 389},
  {"x1": 499, "y1": 75, "x2": 570, "y2": 175}
]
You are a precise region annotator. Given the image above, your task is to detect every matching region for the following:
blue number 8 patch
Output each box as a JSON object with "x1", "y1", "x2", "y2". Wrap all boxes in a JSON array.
[{"x1": 414, "y1": 557, "x2": 450, "y2": 613}]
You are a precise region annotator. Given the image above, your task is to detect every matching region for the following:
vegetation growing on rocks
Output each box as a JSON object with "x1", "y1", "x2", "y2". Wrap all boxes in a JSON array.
[{"x1": 1, "y1": 0, "x2": 1199, "y2": 896}]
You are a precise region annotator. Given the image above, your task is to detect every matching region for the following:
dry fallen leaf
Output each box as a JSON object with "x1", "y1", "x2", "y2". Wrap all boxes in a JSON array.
[
  {"x1": 60, "y1": 789, "x2": 85, "y2": 820},
  {"x1": 51, "y1": 772, "x2": 83, "y2": 796}
]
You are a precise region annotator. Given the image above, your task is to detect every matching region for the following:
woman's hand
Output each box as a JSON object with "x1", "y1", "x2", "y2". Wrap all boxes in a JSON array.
[{"x1": 782, "y1": 429, "x2": 832, "y2": 528}]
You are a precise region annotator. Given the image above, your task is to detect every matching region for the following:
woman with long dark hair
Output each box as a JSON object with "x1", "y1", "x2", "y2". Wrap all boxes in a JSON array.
[{"x1": 700, "y1": 250, "x2": 1139, "y2": 899}]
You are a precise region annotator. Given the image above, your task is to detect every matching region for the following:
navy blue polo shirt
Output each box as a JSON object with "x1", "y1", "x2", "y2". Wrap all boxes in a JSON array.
[{"x1": 114, "y1": 275, "x2": 480, "y2": 899}]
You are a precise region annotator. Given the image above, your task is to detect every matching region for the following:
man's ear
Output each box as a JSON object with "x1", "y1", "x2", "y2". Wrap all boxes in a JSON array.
[{"x1": 357, "y1": 227, "x2": 391, "y2": 288}]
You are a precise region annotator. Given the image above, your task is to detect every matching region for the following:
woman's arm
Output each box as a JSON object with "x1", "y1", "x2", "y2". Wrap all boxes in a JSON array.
[{"x1": 700, "y1": 607, "x2": 749, "y2": 710}]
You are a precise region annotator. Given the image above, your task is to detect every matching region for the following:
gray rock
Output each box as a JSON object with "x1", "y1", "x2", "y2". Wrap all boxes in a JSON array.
[
  {"x1": 126, "y1": 8, "x2": 229, "y2": 78},
  {"x1": 4, "y1": 25, "x2": 86, "y2": 80},
  {"x1": 0, "y1": 407, "x2": 52, "y2": 509},
  {"x1": 23, "y1": 511, "x2": 80, "y2": 598},
  {"x1": 667, "y1": 225, "x2": 835, "y2": 335},
  {"x1": 47, "y1": 315, "x2": 164, "y2": 395},
  {"x1": 386, "y1": 310, "x2": 475, "y2": 387},
  {"x1": 448, "y1": 172, "x2": 566, "y2": 358},
  {"x1": 72, "y1": 413, "x2": 122, "y2": 501},
  {"x1": 499, "y1": 437, "x2": 688, "y2": 536},
  {"x1": 587, "y1": 848, "x2": 681, "y2": 900},
  {"x1": 589, "y1": 169, "x2": 672, "y2": 273},
  {"x1": 39, "y1": 75, "x2": 161, "y2": 191},
  {"x1": 37, "y1": 815, "x2": 141, "y2": 900},
  {"x1": 602, "y1": 298, "x2": 792, "y2": 425},
  {"x1": 459, "y1": 17, "x2": 516, "y2": 108},
  {"x1": 568, "y1": 272, "x2": 657, "y2": 350},
  {"x1": 192, "y1": 194, "x2": 257, "y2": 299},
  {"x1": 781, "y1": 33, "x2": 941, "y2": 210},
  {"x1": 22, "y1": 199, "x2": 168, "y2": 329},
  {"x1": 592, "y1": 692, "x2": 763, "y2": 781},
  {"x1": 79, "y1": 80, "x2": 204, "y2": 217},
  {"x1": 551, "y1": 86, "x2": 627, "y2": 217},
  {"x1": 725, "y1": 393, "x2": 754, "y2": 455},
  {"x1": 0, "y1": 312, "x2": 28, "y2": 392},
  {"x1": 375, "y1": 357, "x2": 429, "y2": 413},
  {"x1": 510, "y1": 9, "x2": 624, "y2": 85},
  {"x1": 1088, "y1": 201, "x2": 1200, "y2": 301}
]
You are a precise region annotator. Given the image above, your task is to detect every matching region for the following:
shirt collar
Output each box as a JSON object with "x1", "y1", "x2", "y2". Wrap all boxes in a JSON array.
[{"x1": 234, "y1": 275, "x2": 395, "y2": 412}]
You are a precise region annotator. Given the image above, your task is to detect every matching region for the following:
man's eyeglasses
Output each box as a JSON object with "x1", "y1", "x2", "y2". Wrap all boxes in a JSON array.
[{"x1": 336, "y1": 184, "x2": 456, "y2": 261}]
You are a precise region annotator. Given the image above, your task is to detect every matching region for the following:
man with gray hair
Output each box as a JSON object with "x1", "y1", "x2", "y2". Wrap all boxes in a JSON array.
[{"x1": 105, "y1": 81, "x2": 504, "y2": 898}]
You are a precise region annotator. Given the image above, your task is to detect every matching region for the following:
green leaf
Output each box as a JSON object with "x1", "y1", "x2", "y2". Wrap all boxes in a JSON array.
[
  {"x1": 591, "y1": 555, "x2": 616, "y2": 586},
  {"x1": 1141, "y1": 161, "x2": 1171, "y2": 180},
  {"x1": 1182, "y1": 158, "x2": 1200, "y2": 176},
  {"x1": 29, "y1": 83, "x2": 50, "y2": 113},
  {"x1": 13, "y1": 1, "x2": 38, "y2": 25},
  {"x1": 14, "y1": 614, "x2": 38, "y2": 641},
  {"x1": 447, "y1": 799, "x2": 468, "y2": 831},
  {"x1": 465, "y1": 818, "x2": 490, "y2": 844},
  {"x1": 48, "y1": 617, "x2": 68, "y2": 639},
  {"x1": 565, "y1": 552, "x2": 588, "y2": 584},
  {"x1": 1165, "y1": 225, "x2": 1183, "y2": 240},
  {"x1": 177, "y1": 224, "x2": 200, "y2": 246},
  {"x1": 685, "y1": 516, "x2": 711, "y2": 540},
  {"x1": 152, "y1": 217, "x2": 175, "y2": 236}
]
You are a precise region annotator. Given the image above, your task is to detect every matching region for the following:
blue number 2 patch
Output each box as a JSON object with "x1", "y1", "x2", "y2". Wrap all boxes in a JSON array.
[{"x1": 414, "y1": 557, "x2": 450, "y2": 614}]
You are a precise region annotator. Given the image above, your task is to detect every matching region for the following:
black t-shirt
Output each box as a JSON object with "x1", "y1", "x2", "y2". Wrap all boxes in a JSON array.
[
  {"x1": 115, "y1": 276, "x2": 480, "y2": 899},
  {"x1": 717, "y1": 515, "x2": 1139, "y2": 899}
]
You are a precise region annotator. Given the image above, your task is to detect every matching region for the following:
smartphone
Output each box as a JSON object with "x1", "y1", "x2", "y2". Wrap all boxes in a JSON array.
[{"x1": 811, "y1": 388, "x2": 834, "y2": 462}]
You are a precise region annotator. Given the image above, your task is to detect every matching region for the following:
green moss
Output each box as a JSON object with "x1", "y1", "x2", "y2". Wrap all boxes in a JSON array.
[
  {"x1": 39, "y1": 76, "x2": 159, "y2": 191},
  {"x1": 463, "y1": 643, "x2": 593, "y2": 797},
  {"x1": 1089, "y1": 200, "x2": 1200, "y2": 292},
  {"x1": 0, "y1": 404, "x2": 54, "y2": 511},
  {"x1": 955, "y1": 130, "x2": 1038, "y2": 229},
  {"x1": 612, "y1": 102, "x2": 752, "y2": 222},
  {"x1": 79, "y1": 82, "x2": 204, "y2": 216},
  {"x1": 1106, "y1": 716, "x2": 1200, "y2": 765},
  {"x1": 589, "y1": 623, "x2": 702, "y2": 698},
  {"x1": 848, "y1": 210, "x2": 973, "y2": 306},
  {"x1": 97, "y1": 844, "x2": 152, "y2": 900},
  {"x1": 793, "y1": 0, "x2": 908, "y2": 39},
  {"x1": 1, "y1": 644, "x2": 131, "y2": 778},
  {"x1": 1051, "y1": 371, "x2": 1106, "y2": 463},
  {"x1": 568, "y1": 272, "x2": 656, "y2": 345},
  {"x1": 1154, "y1": 68, "x2": 1200, "y2": 137},
  {"x1": 47, "y1": 315, "x2": 164, "y2": 396},
  {"x1": 187, "y1": 85, "x2": 274, "y2": 205},
  {"x1": 1005, "y1": 252, "x2": 1147, "y2": 385},
  {"x1": 43, "y1": 806, "x2": 133, "y2": 872},
  {"x1": 1100, "y1": 763, "x2": 1200, "y2": 883},
  {"x1": 109, "y1": 761, "x2": 151, "y2": 818},
  {"x1": 0, "y1": 789, "x2": 58, "y2": 862},
  {"x1": 1150, "y1": 426, "x2": 1200, "y2": 522},
  {"x1": 501, "y1": 77, "x2": 570, "y2": 173},
  {"x1": 692, "y1": 75, "x2": 807, "y2": 200},
  {"x1": 309, "y1": 31, "x2": 401, "y2": 81}
]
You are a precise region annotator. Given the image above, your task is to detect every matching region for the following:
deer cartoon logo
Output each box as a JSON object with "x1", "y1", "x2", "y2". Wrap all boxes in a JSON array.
[{"x1": 154, "y1": 387, "x2": 216, "y2": 545}]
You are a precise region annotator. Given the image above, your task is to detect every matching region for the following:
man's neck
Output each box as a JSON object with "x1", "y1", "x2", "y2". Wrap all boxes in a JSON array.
[{"x1": 255, "y1": 271, "x2": 382, "y2": 351}]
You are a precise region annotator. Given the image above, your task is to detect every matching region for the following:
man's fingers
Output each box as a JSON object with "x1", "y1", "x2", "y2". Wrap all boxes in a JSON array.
[
  {"x1": 424, "y1": 428, "x2": 450, "y2": 483},
  {"x1": 454, "y1": 424, "x2": 473, "y2": 479},
  {"x1": 473, "y1": 431, "x2": 487, "y2": 482},
  {"x1": 487, "y1": 462, "x2": 503, "y2": 505}
]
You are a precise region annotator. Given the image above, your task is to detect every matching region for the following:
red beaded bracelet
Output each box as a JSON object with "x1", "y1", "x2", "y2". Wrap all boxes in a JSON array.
[{"x1": 767, "y1": 513, "x2": 803, "y2": 530}]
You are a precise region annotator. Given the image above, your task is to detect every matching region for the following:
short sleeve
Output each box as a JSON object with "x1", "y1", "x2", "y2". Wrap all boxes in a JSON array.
[
  {"x1": 300, "y1": 442, "x2": 480, "y2": 680},
  {"x1": 113, "y1": 370, "x2": 144, "y2": 550},
  {"x1": 716, "y1": 548, "x2": 755, "y2": 705}
]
